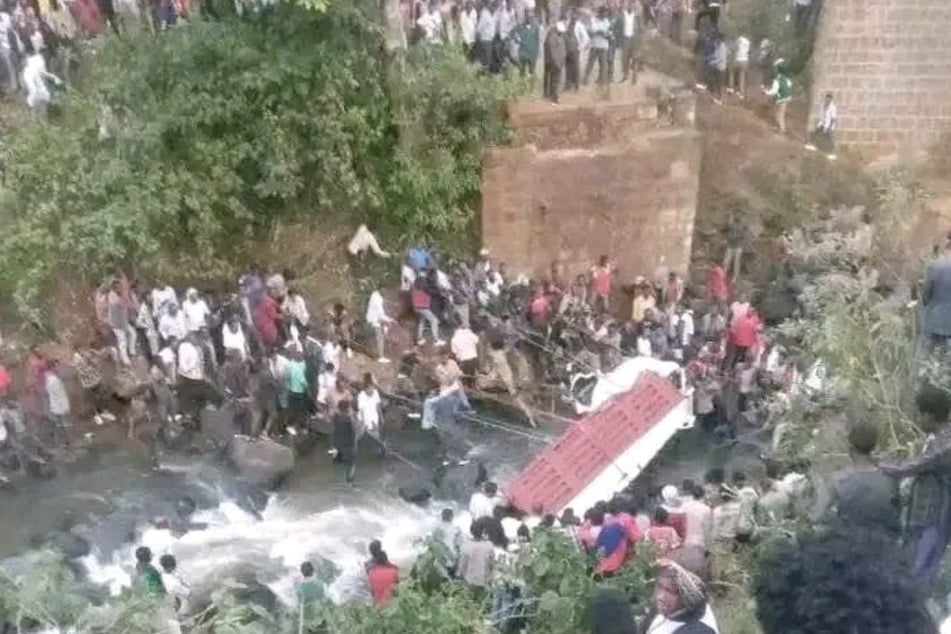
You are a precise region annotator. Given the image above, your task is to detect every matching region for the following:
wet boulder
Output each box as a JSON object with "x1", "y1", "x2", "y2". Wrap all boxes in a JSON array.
[
  {"x1": 227, "y1": 436, "x2": 294, "y2": 490},
  {"x1": 202, "y1": 406, "x2": 237, "y2": 447},
  {"x1": 433, "y1": 460, "x2": 487, "y2": 503},
  {"x1": 398, "y1": 485, "x2": 432, "y2": 506},
  {"x1": 309, "y1": 555, "x2": 341, "y2": 585},
  {"x1": 46, "y1": 530, "x2": 91, "y2": 559}
]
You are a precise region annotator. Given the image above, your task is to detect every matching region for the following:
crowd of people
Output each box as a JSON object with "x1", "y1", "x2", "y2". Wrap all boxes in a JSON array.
[{"x1": 403, "y1": 0, "x2": 838, "y2": 159}]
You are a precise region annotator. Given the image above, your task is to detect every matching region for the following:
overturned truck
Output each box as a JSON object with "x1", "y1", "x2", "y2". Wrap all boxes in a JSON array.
[{"x1": 507, "y1": 359, "x2": 694, "y2": 516}]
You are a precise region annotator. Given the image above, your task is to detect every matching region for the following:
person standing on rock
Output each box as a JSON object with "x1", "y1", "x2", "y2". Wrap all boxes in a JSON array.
[
  {"x1": 356, "y1": 373, "x2": 386, "y2": 458},
  {"x1": 44, "y1": 359, "x2": 71, "y2": 447},
  {"x1": 543, "y1": 18, "x2": 566, "y2": 102},
  {"x1": 365, "y1": 289, "x2": 393, "y2": 364},
  {"x1": 332, "y1": 399, "x2": 357, "y2": 484},
  {"x1": 176, "y1": 332, "x2": 220, "y2": 429},
  {"x1": 108, "y1": 278, "x2": 137, "y2": 367}
]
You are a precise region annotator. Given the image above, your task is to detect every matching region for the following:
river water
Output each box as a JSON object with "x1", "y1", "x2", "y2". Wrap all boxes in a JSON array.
[{"x1": 0, "y1": 408, "x2": 754, "y2": 611}]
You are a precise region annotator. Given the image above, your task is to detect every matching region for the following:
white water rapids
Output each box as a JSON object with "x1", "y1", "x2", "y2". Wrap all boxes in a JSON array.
[{"x1": 78, "y1": 492, "x2": 479, "y2": 606}]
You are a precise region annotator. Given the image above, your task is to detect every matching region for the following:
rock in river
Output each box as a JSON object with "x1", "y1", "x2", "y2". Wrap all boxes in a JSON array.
[
  {"x1": 47, "y1": 530, "x2": 92, "y2": 559},
  {"x1": 226, "y1": 436, "x2": 295, "y2": 489}
]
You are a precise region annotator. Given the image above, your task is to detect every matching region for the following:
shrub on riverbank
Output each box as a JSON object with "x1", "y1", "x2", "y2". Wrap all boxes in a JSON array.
[{"x1": 0, "y1": 532, "x2": 659, "y2": 634}]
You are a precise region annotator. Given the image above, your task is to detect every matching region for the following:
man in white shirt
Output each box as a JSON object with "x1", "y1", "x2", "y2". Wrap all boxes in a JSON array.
[
  {"x1": 151, "y1": 283, "x2": 178, "y2": 318},
  {"x1": 805, "y1": 92, "x2": 837, "y2": 160},
  {"x1": 469, "y1": 481, "x2": 504, "y2": 520},
  {"x1": 475, "y1": 3, "x2": 497, "y2": 69},
  {"x1": 460, "y1": 2, "x2": 477, "y2": 53},
  {"x1": 158, "y1": 304, "x2": 188, "y2": 345},
  {"x1": 365, "y1": 289, "x2": 393, "y2": 363},
  {"x1": 182, "y1": 289, "x2": 217, "y2": 371},
  {"x1": 496, "y1": 0, "x2": 515, "y2": 42},
  {"x1": 182, "y1": 288, "x2": 210, "y2": 333},
  {"x1": 177, "y1": 337, "x2": 204, "y2": 383},
  {"x1": 221, "y1": 316, "x2": 249, "y2": 362},
  {"x1": 728, "y1": 33, "x2": 750, "y2": 98},
  {"x1": 681, "y1": 482, "x2": 714, "y2": 553},
  {"x1": 158, "y1": 343, "x2": 178, "y2": 384},
  {"x1": 159, "y1": 555, "x2": 190, "y2": 615},
  {"x1": 582, "y1": 7, "x2": 610, "y2": 85},
  {"x1": 417, "y1": 2, "x2": 443, "y2": 44},
  {"x1": 423, "y1": 349, "x2": 470, "y2": 428},
  {"x1": 356, "y1": 376, "x2": 386, "y2": 457},
  {"x1": 618, "y1": 0, "x2": 641, "y2": 84},
  {"x1": 176, "y1": 335, "x2": 220, "y2": 425},
  {"x1": 0, "y1": 11, "x2": 19, "y2": 94},
  {"x1": 44, "y1": 363, "x2": 71, "y2": 446},
  {"x1": 450, "y1": 325, "x2": 480, "y2": 386},
  {"x1": 347, "y1": 224, "x2": 391, "y2": 258},
  {"x1": 400, "y1": 260, "x2": 416, "y2": 293}
]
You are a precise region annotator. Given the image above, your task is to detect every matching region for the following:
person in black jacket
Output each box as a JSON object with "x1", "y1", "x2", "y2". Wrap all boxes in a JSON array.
[{"x1": 331, "y1": 400, "x2": 356, "y2": 484}]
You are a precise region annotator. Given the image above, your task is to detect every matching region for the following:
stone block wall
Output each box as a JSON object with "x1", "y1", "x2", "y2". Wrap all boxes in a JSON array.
[
  {"x1": 810, "y1": 0, "x2": 951, "y2": 162},
  {"x1": 481, "y1": 123, "x2": 701, "y2": 283}
]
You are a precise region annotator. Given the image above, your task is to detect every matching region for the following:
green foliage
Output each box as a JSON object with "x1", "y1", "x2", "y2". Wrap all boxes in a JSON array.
[
  {"x1": 0, "y1": 6, "x2": 522, "y2": 318},
  {"x1": 384, "y1": 45, "x2": 521, "y2": 244},
  {"x1": 5, "y1": 550, "x2": 90, "y2": 631},
  {"x1": 76, "y1": 589, "x2": 177, "y2": 634},
  {"x1": 328, "y1": 579, "x2": 485, "y2": 634},
  {"x1": 769, "y1": 170, "x2": 936, "y2": 463},
  {"x1": 512, "y1": 529, "x2": 655, "y2": 634},
  {"x1": 1, "y1": 533, "x2": 663, "y2": 634}
]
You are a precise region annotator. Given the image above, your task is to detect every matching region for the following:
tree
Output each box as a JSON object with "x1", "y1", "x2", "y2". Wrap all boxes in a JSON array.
[{"x1": 0, "y1": 5, "x2": 522, "y2": 321}]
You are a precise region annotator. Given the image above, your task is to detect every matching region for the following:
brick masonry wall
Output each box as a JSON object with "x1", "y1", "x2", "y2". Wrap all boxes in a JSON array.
[
  {"x1": 810, "y1": 0, "x2": 951, "y2": 162},
  {"x1": 509, "y1": 101, "x2": 660, "y2": 151},
  {"x1": 481, "y1": 127, "x2": 701, "y2": 284}
]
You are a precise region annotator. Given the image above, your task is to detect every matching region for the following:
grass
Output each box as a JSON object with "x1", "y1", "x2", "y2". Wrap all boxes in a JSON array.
[{"x1": 716, "y1": 590, "x2": 764, "y2": 634}]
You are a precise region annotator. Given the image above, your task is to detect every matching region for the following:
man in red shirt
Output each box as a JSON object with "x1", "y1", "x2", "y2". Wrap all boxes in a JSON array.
[
  {"x1": 529, "y1": 287, "x2": 552, "y2": 326},
  {"x1": 253, "y1": 293, "x2": 282, "y2": 348},
  {"x1": 706, "y1": 263, "x2": 729, "y2": 304},
  {"x1": 725, "y1": 308, "x2": 759, "y2": 369},
  {"x1": 366, "y1": 540, "x2": 399, "y2": 606},
  {"x1": 590, "y1": 255, "x2": 613, "y2": 313}
]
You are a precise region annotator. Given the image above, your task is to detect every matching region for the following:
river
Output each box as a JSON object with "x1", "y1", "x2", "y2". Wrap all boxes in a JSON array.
[{"x1": 0, "y1": 406, "x2": 754, "y2": 610}]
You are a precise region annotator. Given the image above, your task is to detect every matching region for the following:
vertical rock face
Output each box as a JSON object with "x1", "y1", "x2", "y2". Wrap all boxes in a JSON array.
[
  {"x1": 811, "y1": 0, "x2": 951, "y2": 165},
  {"x1": 480, "y1": 80, "x2": 701, "y2": 291}
]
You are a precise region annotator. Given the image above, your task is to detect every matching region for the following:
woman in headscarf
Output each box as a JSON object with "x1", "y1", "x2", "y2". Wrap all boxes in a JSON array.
[{"x1": 645, "y1": 560, "x2": 719, "y2": 634}]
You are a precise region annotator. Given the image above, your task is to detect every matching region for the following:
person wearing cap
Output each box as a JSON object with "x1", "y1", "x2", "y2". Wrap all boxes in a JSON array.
[
  {"x1": 543, "y1": 20, "x2": 567, "y2": 102},
  {"x1": 647, "y1": 560, "x2": 719, "y2": 633}
]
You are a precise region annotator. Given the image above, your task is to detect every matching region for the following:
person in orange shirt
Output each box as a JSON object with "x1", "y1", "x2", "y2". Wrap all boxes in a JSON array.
[
  {"x1": 590, "y1": 255, "x2": 613, "y2": 314},
  {"x1": 366, "y1": 540, "x2": 399, "y2": 606},
  {"x1": 645, "y1": 507, "x2": 683, "y2": 556}
]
